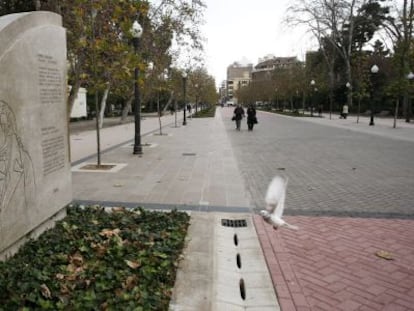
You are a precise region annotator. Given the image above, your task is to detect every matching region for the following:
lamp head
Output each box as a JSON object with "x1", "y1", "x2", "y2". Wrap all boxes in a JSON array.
[
  {"x1": 131, "y1": 21, "x2": 143, "y2": 39},
  {"x1": 310, "y1": 79, "x2": 315, "y2": 86},
  {"x1": 346, "y1": 82, "x2": 351, "y2": 88},
  {"x1": 182, "y1": 71, "x2": 187, "y2": 79},
  {"x1": 407, "y1": 71, "x2": 414, "y2": 80},
  {"x1": 371, "y1": 64, "x2": 379, "y2": 74}
]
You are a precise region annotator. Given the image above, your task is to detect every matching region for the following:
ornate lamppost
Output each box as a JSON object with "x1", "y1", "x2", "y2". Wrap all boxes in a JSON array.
[
  {"x1": 310, "y1": 80, "x2": 316, "y2": 117},
  {"x1": 131, "y1": 20, "x2": 143, "y2": 154},
  {"x1": 195, "y1": 83, "x2": 199, "y2": 114},
  {"x1": 406, "y1": 71, "x2": 414, "y2": 123},
  {"x1": 346, "y1": 82, "x2": 352, "y2": 121},
  {"x1": 370, "y1": 64, "x2": 379, "y2": 126},
  {"x1": 182, "y1": 71, "x2": 187, "y2": 126}
]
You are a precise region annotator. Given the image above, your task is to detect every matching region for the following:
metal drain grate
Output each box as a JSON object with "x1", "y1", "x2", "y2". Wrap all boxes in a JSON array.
[
  {"x1": 221, "y1": 219, "x2": 247, "y2": 228},
  {"x1": 182, "y1": 153, "x2": 196, "y2": 156}
]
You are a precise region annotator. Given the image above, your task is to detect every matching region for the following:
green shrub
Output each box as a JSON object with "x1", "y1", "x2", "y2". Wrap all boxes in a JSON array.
[
  {"x1": 0, "y1": 206, "x2": 190, "y2": 310},
  {"x1": 192, "y1": 105, "x2": 216, "y2": 118}
]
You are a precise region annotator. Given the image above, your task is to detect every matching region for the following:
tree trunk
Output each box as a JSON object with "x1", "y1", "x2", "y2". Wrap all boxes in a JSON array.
[
  {"x1": 120, "y1": 95, "x2": 133, "y2": 123},
  {"x1": 34, "y1": 0, "x2": 41, "y2": 10},
  {"x1": 328, "y1": 68, "x2": 335, "y2": 120},
  {"x1": 157, "y1": 92, "x2": 162, "y2": 135},
  {"x1": 302, "y1": 91, "x2": 306, "y2": 115},
  {"x1": 162, "y1": 90, "x2": 174, "y2": 113},
  {"x1": 99, "y1": 85, "x2": 110, "y2": 129},
  {"x1": 174, "y1": 99, "x2": 178, "y2": 127},
  {"x1": 394, "y1": 98, "x2": 400, "y2": 128},
  {"x1": 357, "y1": 95, "x2": 361, "y2": 124}
]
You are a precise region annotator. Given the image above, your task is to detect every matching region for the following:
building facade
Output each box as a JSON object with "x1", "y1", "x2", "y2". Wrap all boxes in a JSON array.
[
  {"x1": 219, "y1": 80, "x2": 227, "y2": 104},
  {"x1": 226, "y1": 62, "x2": 253, "y2": 104},
  {"x1": 252, "y1": 55, "x2": 300, "y2": 81}
]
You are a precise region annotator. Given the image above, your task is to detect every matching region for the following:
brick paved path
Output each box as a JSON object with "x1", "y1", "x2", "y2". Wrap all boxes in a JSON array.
[
  {"x1": 221, "y1": 107, "x2": 414, "y2": 310},
  {"x1": 254, "y1": 215, "x2": 414, "y2": 311}
]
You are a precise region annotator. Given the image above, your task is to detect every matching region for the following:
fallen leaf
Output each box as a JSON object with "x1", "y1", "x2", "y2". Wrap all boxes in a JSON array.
[
  {"x1": 375, "y1": 250, "x2": 394, "y2": 260},
  {"x1": 112, "y1": 206, "x2": 125, "y2": 212},
  {"x1": 91, "y1": 242, "x2": 107, "y2": 256},
  {"x1": 40, "y1": 283, "x2": 52, "y2": 299},
  {"x1": 55, "y1": 273, "x2": 65, "y2": 280},
  {"x1": 125, "y1": 259, "x2": 141, "y2": 269},
  {"x1": 100, "y1": 228, "x2": 121, "y2": 237},
  {"x1": 123, "y1": 275, "x2": 137, "y2": 290},
  {"x1": 60, "y1": 284, "x2": 70, "y2": 295},
  {"x1": 70, "y1": 252, "x2": 84, "y2": 267}
]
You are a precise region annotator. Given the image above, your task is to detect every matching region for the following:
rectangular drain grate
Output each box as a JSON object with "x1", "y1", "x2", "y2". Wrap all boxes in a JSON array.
[
  {"x1": 221, "y1": 219, "x2": 247, "y2": 228},
  {"x1": 182, "y1": 153, "x2": 196, "y2": 156}
]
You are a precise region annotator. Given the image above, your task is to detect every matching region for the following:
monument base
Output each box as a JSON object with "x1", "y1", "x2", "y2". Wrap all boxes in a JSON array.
[{"x1": 0, "y1": 208, "x2": 67, "y2": 261}]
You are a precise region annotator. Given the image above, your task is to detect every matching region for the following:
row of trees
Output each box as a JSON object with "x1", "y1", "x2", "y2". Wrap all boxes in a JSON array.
[
  {"x1": 0, "y1": 0, "x2": 218, "y2": 125},
  {"x1": 236, "y1": 0, "x2": 414, "y2": 121}
]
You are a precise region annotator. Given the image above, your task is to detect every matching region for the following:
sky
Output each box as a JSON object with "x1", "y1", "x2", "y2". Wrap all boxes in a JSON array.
[{"x1": 201, "y1": 0, "x2": 316, "y2": 86}]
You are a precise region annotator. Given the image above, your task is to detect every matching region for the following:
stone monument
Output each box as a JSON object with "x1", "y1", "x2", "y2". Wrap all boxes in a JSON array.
[{"x1": 0, "y1": 12, "x2": 72, "y2": 259}]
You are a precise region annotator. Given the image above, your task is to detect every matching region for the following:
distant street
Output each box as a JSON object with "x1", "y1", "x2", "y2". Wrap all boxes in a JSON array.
[{"x1": 221, "y1": 107, "x2": 414, "y2": 218}]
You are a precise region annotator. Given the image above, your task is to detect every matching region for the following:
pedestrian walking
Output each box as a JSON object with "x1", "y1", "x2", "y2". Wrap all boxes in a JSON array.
[
  {"x1": 233, "y1": 104, "x2": 245, "y2": 130},
  {"x1": 340, "y1": 104, "x2": 348, "y2": 119},
  {"x1": 246, "y1": 104, "x2": 257, "y2": 131},
  {"x1": 318, "y1": 104, "x2": 323, "y2": 117}
]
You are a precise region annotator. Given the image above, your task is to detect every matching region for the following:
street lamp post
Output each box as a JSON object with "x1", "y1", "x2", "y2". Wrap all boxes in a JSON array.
[
  {"x1": 274, "y1": 88, "x2": 279, "y2": 110},
  {"x1": 131, "y1": 20, "x2": 143, "y2": 155},
  {"x1": 346, "y1": 82, "x2": 353, "y2": 121},
  {"x1": 370, "y1": 64, "x2": 379, "y2": 126},
  {"x1": 406, "y1": 71, "x2": 414, "y2": 123},
  {"x1": 195, "y1": 83, "x2": 199, "y2": 114},
  {"x1": 182, "y1": 72, "x2": 187, "y2": 126},
  {"x1": 295, "y1": 89, "x2": 299, "y2": 112},
  {"x1": 310, "y1": 80, "x2": 316, "y2": 117}
]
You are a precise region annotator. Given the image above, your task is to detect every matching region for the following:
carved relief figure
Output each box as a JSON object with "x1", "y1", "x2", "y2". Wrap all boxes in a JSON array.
[{"x1": 0, "y1": 100, "x2": 35, "y2": 214}]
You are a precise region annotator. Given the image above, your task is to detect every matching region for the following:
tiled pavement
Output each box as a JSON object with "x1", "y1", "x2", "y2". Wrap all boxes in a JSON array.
[
  {"x1": 220, "y1": 108, "x2": 414, "y2": 311},
  {"x1": 254, "y1": 215, "x2": 414, "y2": 311},
  {"x1": 70, "y1": 109, "x2": 414, "y2": 310}
]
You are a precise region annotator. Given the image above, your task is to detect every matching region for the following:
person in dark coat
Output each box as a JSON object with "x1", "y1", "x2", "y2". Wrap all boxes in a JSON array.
[
  {"x1": 233, "y1": 104, "x2": 245, "y2": 130},
  {"x1": 246, "y1": 104, "x2": 257, "y2": 131}
]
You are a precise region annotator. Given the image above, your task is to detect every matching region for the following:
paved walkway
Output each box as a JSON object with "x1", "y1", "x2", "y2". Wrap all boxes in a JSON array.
[
  {"x1": 70, "y1": 110, "x2": 251, "y2": 209},
  {"x1": 225, "y1": 109, "x2": 414, "y2": 310},
  {"x1": 293, "y1": 112, "x2": 414, "y2": 143},
  {"x1": 70, "y1": 110, "x2": 280, "y2": 310},
  {"x1": 70, "y1": 109, "x2": 414, "y2": 311}
]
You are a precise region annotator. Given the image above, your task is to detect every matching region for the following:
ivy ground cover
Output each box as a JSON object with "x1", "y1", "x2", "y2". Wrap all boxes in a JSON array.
[{"x1": 0, "y1": 206, "x2": 190, "y2": 310}]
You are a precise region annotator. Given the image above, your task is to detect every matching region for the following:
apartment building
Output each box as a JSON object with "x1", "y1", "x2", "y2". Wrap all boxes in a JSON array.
[
  {"x1": 252, "y1": 55, "x2": 300, "y2": 81},
  {"x1": 226, "y1": 62, "x2": 253, "y2": 104},
  {"x1": 219, "y1": 80, "x2": 227, "y2": 104}
]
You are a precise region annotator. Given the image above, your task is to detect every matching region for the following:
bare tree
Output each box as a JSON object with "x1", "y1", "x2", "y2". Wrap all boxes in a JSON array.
[
  {"x1": 286, "y1": 0, "x2": 341, "y2": 113},
  {"x1": 384, "y1": 0, "x2": 414, "y2": 122},
  {"x1": 287, "y1": 0, "x2": 380, "y2": 110}
]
